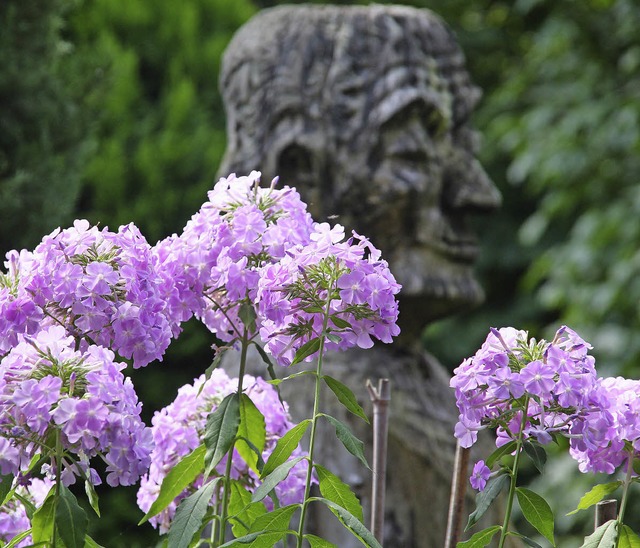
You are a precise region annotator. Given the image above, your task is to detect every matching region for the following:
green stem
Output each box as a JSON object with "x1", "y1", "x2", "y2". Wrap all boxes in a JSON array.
[
  {"x1": 296, "y1": 292, "x2": 333, "y2": 548},
  {"x1": 217, "y1": 326, "x2": 250, "y2": 547},
  {"x1": 615, "y1": 450, "x2": 634, "y2": 546},
  {"x1": 52, "y1": 431, "x2": 64, "y2": 548},
  {"x1": 498, "y1": 400, "x2": 529, "y2": 548}
]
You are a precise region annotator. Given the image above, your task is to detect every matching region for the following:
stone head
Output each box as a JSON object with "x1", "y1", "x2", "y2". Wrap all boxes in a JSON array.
[{"x1": 218, "y1": 5, "x2": 501, "y2": 328}]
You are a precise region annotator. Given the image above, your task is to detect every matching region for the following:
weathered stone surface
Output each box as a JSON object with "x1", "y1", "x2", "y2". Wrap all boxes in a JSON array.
[{"x1": 219, "y1": 5, "x2": 502, "y2": 546}]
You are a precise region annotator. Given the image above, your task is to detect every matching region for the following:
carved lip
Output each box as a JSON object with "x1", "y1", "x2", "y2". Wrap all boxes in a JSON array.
[{"x1": 436, "y1": 236, "x2": 479, "y2": 263}]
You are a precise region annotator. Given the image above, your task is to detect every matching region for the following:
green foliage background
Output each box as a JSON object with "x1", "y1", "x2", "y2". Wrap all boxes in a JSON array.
[{"x1": 2, "y1": 0, "x2": 639, "y2": 545}]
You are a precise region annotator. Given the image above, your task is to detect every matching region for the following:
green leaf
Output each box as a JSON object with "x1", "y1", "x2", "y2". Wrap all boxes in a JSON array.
[
  {"x1": 516, "y1": 487, "x2": 555, "y2": 546},
  {"x1": 268, "y1": 370, "x2": 314, "y2": 387},
  {"x1": 31, "y1": 489, "x2": 55, "y2": 544},
  {"x1": 261, "y1": 419, "x2": 311, "y2": 478},
  {"x1": 306, "y1": 534, "x2": 338, "y2": 547},
  {"x1": 251, "y1": 342, "x2": 277, "y2": 381},
  {"x1": 237, "y1": 394, "x2": 266, "y2": 474},
  {"x1": 218, "y1": 530, "x2": 289, "y2": 547},
  {"x1": 84, "y1": 535, "x2": 107, "y2": 548},
  {"x1": 465, "y1": 474, "x2": 509, "y2": 530},
  {"x1": 85, "y1": 478, "x2": 100, "y2": 516},
  {"x1": 4, "y1": 529, "x2": 32, "y2": 548},
  {"x1": 0, "y1": 474, "x2": 13, "y2": 505},
  {"x1": 291, "y1": 338, "x2": 321, "y2": 366},
  {"x1": 321, "y1": 414, "x2": 370, "y2": 470},
  {"x1": 228, "y1": 480, "x2": 267, "y2": 536},
  {"x1": 139, "y1": 444, "x2": 206, "y2": 524},
  {"x1": 523, "y1": 441, "x2": 547, "y2": 473},
  {"x1": 580, "y1": 520, "x2": 618, "y2": 548},
  {"x1": 457, "y1": 525, "x2": 502, "y2": 547},
  {"x1": 619, "y1": 525, "x2": 640, "y2": 548},
  {"x1": 509, "y1": 531, "x2": 543, "y2": 547},
  {"x1": 249, "y1": 504, "x2": 298, "y2": 533},
  {"x1": 315, "y1": 464, "x2": 363, "y2": 522},
  {"x1": 329, "y1": 315, "x2": 352, "y2": 329},
  {"x1": 204, "y1": 393, "x2": 241, "y2": 477},
  {"x1": 567, "y1": 481, "x2": 622, "y2": 515},
  {"x1": 167, "y1": 479, "x2": 219, "y2": 548},
  {"x1": 56, "y1": 483, "x2": 88, "y2": 548},
  {"x1": 314, "y1": 497, "x2": 382, "y2": 548},
  {"x1": 323, "y1": 375, "x2": 370, "y2": 423},
  {"x1": 252, "y1": 456, "x2": 306, "y2": 503},
  {"x1": 485, "y1": 441, "x2": 518, "y2": 469},
  {"x1": 239, "y1": 301, "x2": 257, "y2": 332}
]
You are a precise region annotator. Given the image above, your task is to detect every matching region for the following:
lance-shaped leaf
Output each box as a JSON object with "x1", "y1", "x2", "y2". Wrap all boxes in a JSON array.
[
  {"x1": 249, "y1": 504, "x2": 298, "y2": 533},
  {"x1": 567, "y1": 481, "x2": 622, "y2": 515},
  {"x1": 619, "y1": 524, "x2": 640, "y2": 548},
  {"x1": 291, "y1": 338, "x2": 321, "y2": 366},
  {"x1": 56, "y1": 484, "x2": 88, "y2": 548},
  {"x1": 485, "y1": 440, "x2": 518, "y2": 469},
  {"x1": 261, "y1": 419, "x2": 311, "y2": 478},
  {"x1": 314, "y1": 497, "x2": 382, "y2": 548},
  {"x1": 457, "y1": 525, "x2": 502, "y2": 548},
  {"x1": 305, "y1": 534, "x2": 338, "y2": 547},
  {"x1": 228, "y1": 480, "x2": 267, "y2": 537},
  {"x1": 466, "y1": 474, "x2": 509, "y2": 530},
  {"x1": 236, "y1": 394, "x2": 266, "y2": 474},
  {"x1": 323, "y1": 375, "x2": 369, "y2": 423},
  {"x1": 31, "y1": 489, "x2": 55, "y2": 544},
  {"x1": 523, "y1": 441, "x2": 547, "y2": 473},
  {"x1": 0, "y1": 474, "x2": 14, "y2": 506},
  {"x1": 85, "y1": 478, "x2": 100, "y2": 517},
  {"x1": 167, "y1": 479, "x2": 219, "y2": 548},
  {"x1": 315, "y1": 464, "x2": 363, "y2": 522},
  {"x1": 321, "y1": 414, "x2": 369, "y2": 470},
  {"x1": 139, "y1": 444, "x2": 205, "y2": 524},
  {"x1": 84, "y1": 536, "x2": 106, "y2": 548},
  {"x1": 516, "y1": 487, "x2": 555, "y2": 546},
  {"x1": 252, "y1": 456, "x2": 306, "y2": 503},
  {"x1": 218, "y1": 530, "x2": 289, "y2": 547},
  {"x1": 581, "y1": 520, "x2": 618, "y2": 547},
  {"x1": 204, "y1": 393, "x2": 241, "y2": 477}
]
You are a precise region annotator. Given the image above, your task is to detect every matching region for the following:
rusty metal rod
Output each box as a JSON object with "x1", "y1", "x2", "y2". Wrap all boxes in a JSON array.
[
  {"x1": 594, "y1": 499, "x2": 617, "y2": 529},
  {"x1": 367, "y1": 378, "x2": 391, "y2": 545},
  {"x1": 445, "y1": 442, "x2": 471, "y2": 548}
]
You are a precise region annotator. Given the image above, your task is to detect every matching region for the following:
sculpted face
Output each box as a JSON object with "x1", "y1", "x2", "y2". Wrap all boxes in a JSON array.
[{"x1": 219, "y1": 5, "x2": 501, "y2": 327}]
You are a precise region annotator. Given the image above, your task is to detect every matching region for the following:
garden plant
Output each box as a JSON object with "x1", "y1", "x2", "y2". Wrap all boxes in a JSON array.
[
  {"x1": 0, "y1": 172, "x2": 399, "y2": 547},
  {"x1": 453, "y1": 326, "x2": 640, "y2": 547}
]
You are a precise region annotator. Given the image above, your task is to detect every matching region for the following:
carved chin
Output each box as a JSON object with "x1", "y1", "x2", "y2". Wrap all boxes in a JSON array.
[{"x1": 391, "y1": 248, "x2": 484, "y2": 322}]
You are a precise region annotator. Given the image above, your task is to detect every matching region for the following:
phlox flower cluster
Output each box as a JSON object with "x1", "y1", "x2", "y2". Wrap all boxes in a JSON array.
[
  {"x1": 0, "y1": 477, "x2": 53, "y2": 548},
  {"x1": 0, "y1": 325, "x2": 152, "y2": 487},
  {"x1": 137, "y1": 369, "x2": 309, "y2": 533},
  {"x1": 451, "y1": 325, "x2": 599, "y2": 451},
  {"x1": 153, "y1": 172, "x2": 401, "y2": 365},
  {"x1": 0, "y1": 220, "x2": 179, "y2": 368},
  {"x1": 257, "y1": 224, "x2": 401, "y2": 366},
  {"x1": 152, "y1": 171, "x2": 316, "y2": 342},
  {"x1": 568, "y1": 375, "x2": 640, "y2": 474},
  {"x1": 453, "y1": 325, "x2": 640, "y2": 490}
]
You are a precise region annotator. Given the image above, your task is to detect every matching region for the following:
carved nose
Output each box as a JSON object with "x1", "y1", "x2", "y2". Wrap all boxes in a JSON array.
[{"x1": 442, "y1": 151, "x2": 501, "y2": 212}]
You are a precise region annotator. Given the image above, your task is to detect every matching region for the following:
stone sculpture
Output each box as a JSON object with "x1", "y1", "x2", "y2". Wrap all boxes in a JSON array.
[{"x1": 218, "y1": 5, "x2": 501, "y2": 546}]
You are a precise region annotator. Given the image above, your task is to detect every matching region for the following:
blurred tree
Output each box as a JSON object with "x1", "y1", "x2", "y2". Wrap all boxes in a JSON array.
[
  {"x1": 0, "y1": 0, "x2": 91, "y2": 259},
  {"x1": 69, "y1": 0, "x2": 256, "y2": 244}
]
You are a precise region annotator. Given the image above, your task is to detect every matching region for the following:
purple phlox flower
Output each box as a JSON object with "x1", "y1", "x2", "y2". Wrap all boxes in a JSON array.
[
  {"x1": 519, "y1": 360, "x2": 556, "y2": 399},
  {"x1": 470, "y1": 460, "x2": 491, "y2": 491},
  {"x1": 483, "y1": 327, "x2": 528, "y2": 354},
  {"x1": 310, "y1": 223, "x2": 345, "y2": 250},
  {"x1": 337, "y1": 270, "x2": 367, "y2": 305},
  {"x1": 553, "y1": 325, "x2": 593, "y2": 358},
  {"x1": 454, "y1": 417, "x2": 481, "y2": 448},
  {"x1": 487, "y1": 366, "x2": 525, "y2": 400},
  {"x1": 450, "y1": 358, "x2": 492, "y2": 393}
]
